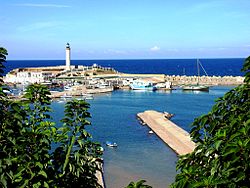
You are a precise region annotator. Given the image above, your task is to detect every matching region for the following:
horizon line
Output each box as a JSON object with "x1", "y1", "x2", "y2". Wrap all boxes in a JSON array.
[{"x1": 6, "y1": 57, "x2": 246, "y2": 61}]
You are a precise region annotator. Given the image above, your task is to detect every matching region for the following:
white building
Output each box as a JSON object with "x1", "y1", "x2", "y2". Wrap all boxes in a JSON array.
[{"x1": 4, "y1": 70, "x2": 53, "y2": 84}]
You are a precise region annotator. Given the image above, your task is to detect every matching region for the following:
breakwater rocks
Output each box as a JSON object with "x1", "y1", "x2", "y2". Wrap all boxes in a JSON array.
[{"x1": 164, "y1": 75, "x2": 244, "y2": 86}]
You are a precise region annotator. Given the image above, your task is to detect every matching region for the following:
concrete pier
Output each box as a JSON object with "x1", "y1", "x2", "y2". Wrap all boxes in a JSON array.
[{"x1": 137, "y1": 110, "x2": 196, "y2": 155}]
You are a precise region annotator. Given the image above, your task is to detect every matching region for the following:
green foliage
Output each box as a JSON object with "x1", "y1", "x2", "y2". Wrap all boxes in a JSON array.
[
  {"x1": 0, "y1": 47, "x2": 102, "y2": 187},
  {"x1": 171, "y1": 57, "x2": 250, "y2": 187},
  {"x1": 0, "y1": 47, "x2": 8, "y2": 95},
  {"x1": 126, "y1": 180, "x2": 152, "y2": 188},
  {"x1": 0, "y1": 47, "x2": 8, "y2": 80},
  {"x1": 51, "y1": 99, "x2": 102, "y2": 187}
]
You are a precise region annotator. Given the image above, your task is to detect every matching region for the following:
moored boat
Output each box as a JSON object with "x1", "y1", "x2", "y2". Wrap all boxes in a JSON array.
[
  {"x1": 106, "y1": 141, "x2": 118, "y2": 147},
  {"x1": 129, "y1": 80, "x2": 157, "y2": 91},
  {"x1": 182, "y1": 85, "x2": 209, "y2": 91},
  {"x1": 182, "y1": 59, "x2": 209, "y2": 91}
]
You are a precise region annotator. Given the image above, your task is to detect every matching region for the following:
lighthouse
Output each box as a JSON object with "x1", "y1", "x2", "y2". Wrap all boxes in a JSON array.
[{"x1": 65, "y1": 43, "x2": 71, "y2": 70}]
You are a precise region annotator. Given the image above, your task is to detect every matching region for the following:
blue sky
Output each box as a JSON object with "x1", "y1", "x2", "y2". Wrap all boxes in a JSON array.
[{"x1": 1, "y1": 0, "x2": 250, "y2": 59}]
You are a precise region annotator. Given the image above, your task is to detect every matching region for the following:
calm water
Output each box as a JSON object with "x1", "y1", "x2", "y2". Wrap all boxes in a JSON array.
[
  {"x1": 5, "y1": 59, "x2": 239, "y2": 187},
  {"x1": 51, "y1": 86, "x2": 233, "y2": 188},
  {"x1": 5, "y1": 58, "x2": 244, "y2": 76}
]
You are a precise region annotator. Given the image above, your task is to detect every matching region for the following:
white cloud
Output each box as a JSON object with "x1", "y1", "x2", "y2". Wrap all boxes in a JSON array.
[
  {"x1": 13, "y1": 3, "x2": 71, "y2": 8},
  {"x1": 104, "y1": 49, "x2": 128, "y2": 55},
  {"x1": 150, "y1": 46, "x2": 160, "y2": 52},
  {"x1": 17, "y1": 21, "x2": 62, "y2": 32}
]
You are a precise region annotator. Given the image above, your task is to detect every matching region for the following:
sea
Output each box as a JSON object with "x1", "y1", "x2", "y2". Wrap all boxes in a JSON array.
[
  {"x1": 4, "y1": 58, "x2": 245, "y2": 76},
  {"x1": 4, "y1": 59, "x2": 245, "y2": 187}
]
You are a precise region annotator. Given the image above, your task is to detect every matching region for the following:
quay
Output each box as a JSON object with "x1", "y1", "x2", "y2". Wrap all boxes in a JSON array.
[
  {"x1": 50, "y1": 86, "x2": 113, "y2": 98},
  {"x1": 137, "y1": 110, "x2": 196, "y2": 155}
]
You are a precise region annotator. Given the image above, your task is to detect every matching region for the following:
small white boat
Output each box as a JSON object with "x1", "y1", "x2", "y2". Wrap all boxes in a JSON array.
[
  {"x1": 148, "y1": 130, "x2": 154, "y2": 134},
  {"x1": 106, "y1": 141, "x2": 118, "y2": 147},
  {"x1": 64, "y1": 85, "x2": 73, "y2": 91}
]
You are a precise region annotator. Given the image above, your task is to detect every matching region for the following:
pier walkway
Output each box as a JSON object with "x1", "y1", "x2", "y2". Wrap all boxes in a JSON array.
[{"x1": 137, "y1": 110, "x2": 196, "y2": 155}]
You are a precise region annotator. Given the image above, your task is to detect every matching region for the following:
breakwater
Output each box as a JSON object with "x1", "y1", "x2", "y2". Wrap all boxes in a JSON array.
[
  {"x1": 137, "y1": 110, "x2": 196, "y2": 155},
  {"x1": 118, "y1": 73, "x2": 244, "y2": 86},
  {"x1": 165, "y1": 75, "x2": 244, "y2": 86}
]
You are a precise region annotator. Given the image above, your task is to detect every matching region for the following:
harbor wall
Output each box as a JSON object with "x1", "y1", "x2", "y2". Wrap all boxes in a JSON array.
[
  {"x1": 119, "y1": 73, "x2": 244, "y2": 86},
  {"x1": 165, "y1": 75, "x2": 244, "y2": 86}
]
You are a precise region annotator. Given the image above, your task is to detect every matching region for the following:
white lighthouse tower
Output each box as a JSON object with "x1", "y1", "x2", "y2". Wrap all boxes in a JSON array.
[{"x1": 65, "y1": 43, "x2": 71, "y2": 70}]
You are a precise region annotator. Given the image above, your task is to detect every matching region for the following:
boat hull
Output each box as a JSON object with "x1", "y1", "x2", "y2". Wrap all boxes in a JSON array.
[
  {"x1": 130, "y1": 86, "x2": 157, "y2": 91},
  {"x1": 182, "y1": 85, "x2": 209, "y2": 91},
  {"x1": 130, "y1": 84, "x2": 157, "y2": 91}
]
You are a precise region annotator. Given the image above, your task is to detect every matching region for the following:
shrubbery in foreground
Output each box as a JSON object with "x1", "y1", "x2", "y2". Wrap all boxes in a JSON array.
[
  {"x1": 171, "y1": 57, "x2": 250, "y2": 187},
  {"x1": 0, "y1": 47, "x2": 102, "y2": 188}
]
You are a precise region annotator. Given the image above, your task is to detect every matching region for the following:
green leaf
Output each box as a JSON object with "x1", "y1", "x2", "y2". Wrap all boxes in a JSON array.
[
  {"x1": 38, "y1": 170, "x2": 47, "y2": 178},
  {"x1": 215, "y1": 140, "x2": 223, "y2": 150},
  {"x1": 43, "y1": 181, "x2": 49, "y2": 188},
  {"x1": 35, "y1": 162, "x2": 43, "y2": 169}
]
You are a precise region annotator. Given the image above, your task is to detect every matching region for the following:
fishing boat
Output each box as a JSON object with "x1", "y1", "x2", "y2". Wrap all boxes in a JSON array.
[
  {"x1": 182, "y1": 59, "x2": 209, "y2": 91},
  {"x1": 129, "y1": 80, "x2": 157, "y2": 91},
  {"x1": 106, "y1": 141, "x2": 118, "y2": 147}
]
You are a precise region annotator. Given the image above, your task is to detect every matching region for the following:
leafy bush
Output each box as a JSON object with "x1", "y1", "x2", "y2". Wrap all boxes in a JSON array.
[
  {"x1": 171, "y1": 57, "x2": 250, "y2": 187},
  {"x1": 0, "y1": 47, "x2": 103, "y2": 188}
]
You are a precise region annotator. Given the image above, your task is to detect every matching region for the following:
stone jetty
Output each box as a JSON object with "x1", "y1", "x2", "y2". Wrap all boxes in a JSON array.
[
  {"x1": 165, "y1": 75, "x2": 243, "y2": 86},
  {"x1": 137, "y1": 110, "x2": 196, "y2": 155}
]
